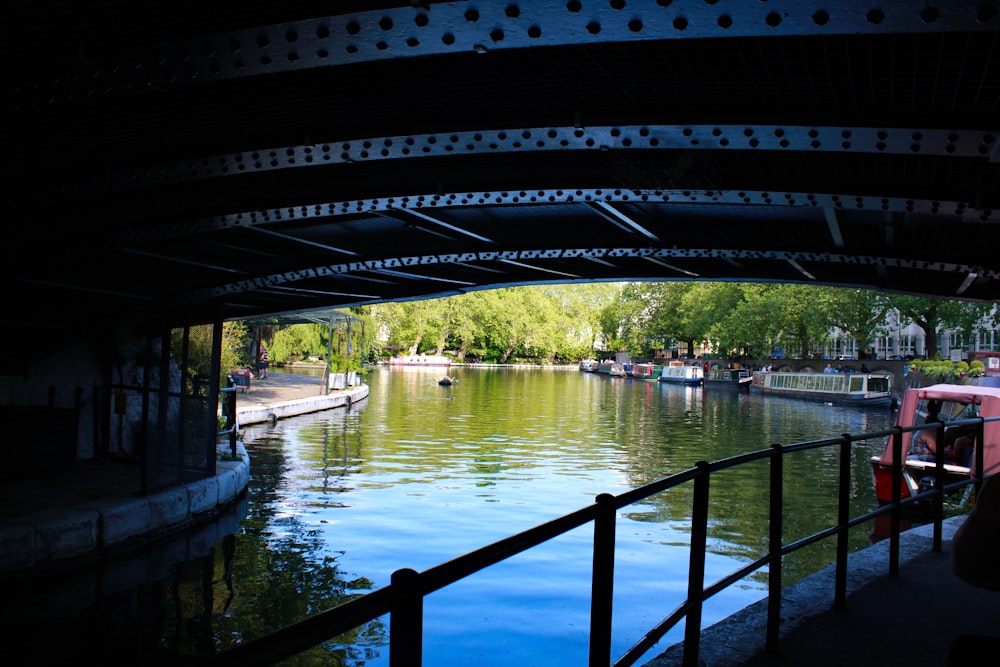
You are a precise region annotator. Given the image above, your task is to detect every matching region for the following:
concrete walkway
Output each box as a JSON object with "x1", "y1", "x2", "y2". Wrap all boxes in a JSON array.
[
  {"x1": 232, "y1": 370, "x2": 369, "y2": 425},
  {"x1": 645, "y1": 515, "x2": 1000, "y2": 667},
  {"x1": 0, "y1": 372, "x2": 368, "y2": 576}
]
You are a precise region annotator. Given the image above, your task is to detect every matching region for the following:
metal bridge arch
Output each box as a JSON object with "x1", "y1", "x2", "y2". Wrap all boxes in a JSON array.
[{"x1": 5, "y1": 1, "x2": 1000, "y2": 366}]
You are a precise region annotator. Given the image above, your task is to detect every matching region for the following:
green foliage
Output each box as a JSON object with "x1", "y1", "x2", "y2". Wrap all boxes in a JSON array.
[
  {"x1": 818, "y1": 288, "x2": 892, "y2": 355},
  {"x1": 171, "y1": 321, "x2": 249, "y2": 389},
  {"x1": 909, "y1": 358, "x2": 961, "y2": 381},
  {"x1": 969, "y1": 360, "x2": 986, "y2": 378},
  {"x1": 270, "y1": 324, "x2": 326, "y2": 363},
  {"x1": 367, "y1": 284, "x2": 996, "y2": 365}
]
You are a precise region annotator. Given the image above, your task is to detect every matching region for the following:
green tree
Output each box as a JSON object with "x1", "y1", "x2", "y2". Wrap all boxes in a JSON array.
[
  {"x1": 889, "y1": 295, "x2": 990, "y2": 359},
  {"x1": 643, "y1": 283, "x2": 695, "y2": 355},
  {"x1": 175, "y1": 321, "x2": 248, "y2": 389},
  {"x1": 775, "y1": 284, "x2": 832, "y2": 358},
  {"x1": 709, "y1": 284, "x2": 785, "y2": 360},
  {"x1": 817, "y1": 288, "x2": 892, "y2": 358},
  {"x1": 269, "y1": 324, "x2": 325, "y2": 363},
  {"x1": 679, "y1": 283, "x2": 744, "y2": 357}
]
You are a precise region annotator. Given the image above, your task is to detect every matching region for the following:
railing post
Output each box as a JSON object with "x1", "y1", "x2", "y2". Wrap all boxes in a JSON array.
[
  {"x1": 889, "y1": 426, "x2": 903, "y2": 576},
  {"x1": 974, "y1": 417, "x2": 986, "y2": 491},
  {"x1": 765, "y1": 444, "x2": 784, "y2": 654},
  {"x1": 228, "y1": 388, "x2": 238, "y2": 456},
  {"x1": 932, "y1": 420, "x2": 946, "y2": 552},
  {"x1": 835, "y1": 434, "x2": 851, "y2": 610},
  {"x1": 682, "y1": 461, "x2": 711, "y2": 667},
  {"x1": 390, "y1": 568, "x2": 423, "y2": 667},
  {"x1": 589, "y1": 493, "x2": 616, "y2": 667}
]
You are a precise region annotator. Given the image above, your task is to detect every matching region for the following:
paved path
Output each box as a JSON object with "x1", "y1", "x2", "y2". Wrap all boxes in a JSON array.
[
  {"x1": 233, "y1": 369, "x2": 329, "y2": 405},
  {"x1": 645, "y1": 516, "x2": 1000, "y2": 667},
  {"x1": 233, "y1": 370, "x2": 368, "y2": 425}
]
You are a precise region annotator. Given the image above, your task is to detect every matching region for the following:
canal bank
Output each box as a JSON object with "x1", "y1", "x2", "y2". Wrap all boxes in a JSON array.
[
  {"x1": 232, "y1": 369, "x2": 369, "y2": 425},
  {"x1": 644, "y1": 514, "x2": 999, "y2": 667},
  {"x1": 0, "y1": 372, "x2": 368, "y2": 576}
]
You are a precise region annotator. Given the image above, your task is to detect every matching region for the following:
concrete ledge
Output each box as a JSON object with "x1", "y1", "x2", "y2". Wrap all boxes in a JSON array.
[
  {"x1": 0, "y1": 442, "x2": 251, "y2": 575},
  {"x1": 236, "y1": 383, "x2": 370, "y2": 426},
  {"x1": 95, "y1": 495, "x2": 152, "y2": 545},
  {"x1": 187, "y1": 476, "x2": 221, "y2": 515},
  {"x1": 33, "y1": 508, "x2": 100, "y2": 563},
  {"x1": 147, "y1": 486, "x2": 190, "y2": 530}
]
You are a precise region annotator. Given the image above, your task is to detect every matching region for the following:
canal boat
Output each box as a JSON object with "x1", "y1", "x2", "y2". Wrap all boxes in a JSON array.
[
  {"x1": 388, "y1": 353, "x2": 452, "y2": 367},
  {"x1": 631, "y1": 363, "x2": 664, "y2": 381},
  {"x1": 579, "y1": 358, "x2": 599, "y2": 372},
  {"x1": 596, "y1": 360, "x2": 627, "y2": 377},
  {"x1": 749, "y1": 369, "x2": 892, "y2": 407},
  {"x1": 870, "y1": 383, "x2": 1000, "y2": 507},
  {"x1": 704, "y1": 367, "x2": 752, "y2": 391},
  {"x1": 658, "y1": 361, "x2": 703, "y2": 385}
]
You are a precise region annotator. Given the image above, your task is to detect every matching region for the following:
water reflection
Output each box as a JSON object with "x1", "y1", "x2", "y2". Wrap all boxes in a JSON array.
[
  {"x1": 225, "y1": 367, "x2": 895, "y2": 666},
  {"x1": 0, "y1": 497, "x2": 248, "y2": 665}
]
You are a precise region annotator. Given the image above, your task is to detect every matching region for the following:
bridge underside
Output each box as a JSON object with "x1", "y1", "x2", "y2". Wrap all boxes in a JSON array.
[{"x1": 4, "y1": 1, "x2": 999, "y2": 361}]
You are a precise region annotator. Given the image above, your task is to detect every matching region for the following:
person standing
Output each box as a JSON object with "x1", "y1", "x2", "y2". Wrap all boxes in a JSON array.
[{"x1": 259, "y1": 344, "x2": 269, "y2": 379}]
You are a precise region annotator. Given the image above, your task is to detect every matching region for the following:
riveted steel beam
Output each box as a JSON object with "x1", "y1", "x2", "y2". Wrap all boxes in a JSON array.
[
  {"x1": 70, "y1": 125, "x2": 999, "y2": 195},
  {"x1": 14, "y1": 1, "x2": 999, "y2": 107}
]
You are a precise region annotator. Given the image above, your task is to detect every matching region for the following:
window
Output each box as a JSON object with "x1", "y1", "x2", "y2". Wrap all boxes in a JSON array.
[{"x1": 980, "y1": 329, "x2": 1000, "y2": 352}]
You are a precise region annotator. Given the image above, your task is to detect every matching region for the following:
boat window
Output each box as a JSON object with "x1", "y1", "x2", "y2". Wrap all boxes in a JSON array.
[
  {"x1": 850, "y1": 376, "x2": 863, "y2": 392},
  {"x1": 868, "y1": 376, "x2": 889, "y2": 393}
]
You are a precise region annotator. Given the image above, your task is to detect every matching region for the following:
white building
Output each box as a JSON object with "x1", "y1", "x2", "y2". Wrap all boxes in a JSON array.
[{"x1": 826, "y1": 309, "x2": 1000, "y2": 361}]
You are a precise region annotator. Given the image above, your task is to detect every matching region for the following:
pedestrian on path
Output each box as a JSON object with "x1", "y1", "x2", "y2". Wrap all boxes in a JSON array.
[{"x1": 259, "y1": 344, "x2": 269, "y2": 379}]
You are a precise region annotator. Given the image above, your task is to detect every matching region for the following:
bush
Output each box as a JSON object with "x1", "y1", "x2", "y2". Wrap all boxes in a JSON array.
[{"x1": 910, "y1": 358, "x2": 960, "y2": 381}]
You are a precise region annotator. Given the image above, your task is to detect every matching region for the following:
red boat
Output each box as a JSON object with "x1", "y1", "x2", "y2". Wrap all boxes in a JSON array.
[{"x1": 870, "y1": 383, "x2": 1000, "y2": 507}]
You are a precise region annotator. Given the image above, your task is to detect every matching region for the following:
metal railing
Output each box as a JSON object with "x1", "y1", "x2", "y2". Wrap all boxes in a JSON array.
[
  {"x1": 218, "y1": 384, "x2": 239, "y2": 457},
  {"x1": 204, "y1": 416, "x2": 995, "y2": 667}
]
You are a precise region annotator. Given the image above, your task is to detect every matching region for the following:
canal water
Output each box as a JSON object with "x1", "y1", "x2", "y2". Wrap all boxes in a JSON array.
[
  {"x1": 226, "y1": 365, "x2": 896, "y2": 666},
  {"x1": 11, "y1": 365, "x2": 901, "y2": 666}
]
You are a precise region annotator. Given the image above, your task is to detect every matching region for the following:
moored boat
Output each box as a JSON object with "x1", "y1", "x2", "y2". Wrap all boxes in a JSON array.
[
  {"x1": 596, "y1": 360, "x2": 627, "y2": 377},
  {"x1": 579, "y1": 358, "x2": 599, "y2": 372},
  {"x1": 658, "y1": 361, "x2": 703, "y2": 385},
  {"x1": 870, "y1": 383, "x2": 1000, "y2": 507},
  {"x1": 389, "y1": 353, "x2": 452, "y2": 367},
  {"x1": 631, "y1": 363, "x2": 664, "y2": 381},
  {"x1": 704, "y1": 367, "x2": 752, "y2": 390},
  {"x1": 749, "y1": 369, "x2": 892, "y2": 406}
]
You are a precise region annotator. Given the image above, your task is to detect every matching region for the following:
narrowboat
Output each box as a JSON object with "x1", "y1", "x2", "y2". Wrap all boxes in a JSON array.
[
  {"x1": 870, "y1": 383, "x2": 1000, "y2": 507},
  {"x1": 658, "y1": 361, "x2": 703, "y2": 385},
  {"x1": 631, "y1": 363, "x2": 664, "y2": 381},
  {"x1": 388, "y1": 353, "x2": 452, "y2": 367},
  {"x1": 704, "y1": 367, "x2": 752, "y2": 391},
  {"x1": 749, "y1": 369, "x2": 892, "y2": 407},
  {"x1": 596, "y1": 360, "x2": 627, "y2": 377},
  {"x1": 579, "y1": 358, "x2": 599, "y2": 372}
]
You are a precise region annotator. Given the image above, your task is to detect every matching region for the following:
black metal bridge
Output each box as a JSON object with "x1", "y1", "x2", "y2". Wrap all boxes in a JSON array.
[{"x1": 5, "y1": 1, "x2": 999, "y2": 365}]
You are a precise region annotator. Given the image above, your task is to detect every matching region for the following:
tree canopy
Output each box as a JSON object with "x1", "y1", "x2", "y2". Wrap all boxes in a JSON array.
[{"x1": 231, "y1": 284, "x2": 998, "y2": 366}]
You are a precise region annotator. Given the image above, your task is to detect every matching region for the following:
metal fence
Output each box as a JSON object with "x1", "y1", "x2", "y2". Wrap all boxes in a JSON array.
[{"x1": 205, "y1": 417, "x2": 994, "y2": 667}]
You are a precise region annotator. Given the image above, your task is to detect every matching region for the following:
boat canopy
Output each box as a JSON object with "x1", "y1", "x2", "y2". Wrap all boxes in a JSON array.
[{"x1": 881, "y1": 383, "x2": 1000, "y2": 477}]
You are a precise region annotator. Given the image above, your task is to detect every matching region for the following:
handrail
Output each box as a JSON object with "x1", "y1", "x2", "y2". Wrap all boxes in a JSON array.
[
  {"x1": 217, "y1": 384, "x2": 239, "y2": 457},
  {"x1": 202, "y1": 416, "x2": 998, "y2": 667}
]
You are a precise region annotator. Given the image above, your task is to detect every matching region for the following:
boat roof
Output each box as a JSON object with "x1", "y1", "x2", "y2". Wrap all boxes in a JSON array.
[
  {"x1": 882, "y1": 383, "x2": 1000, "y2": 476},
  {"x1": 903, "y1": 383, "x2": 1000, "y2": 405}
]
